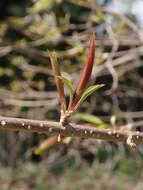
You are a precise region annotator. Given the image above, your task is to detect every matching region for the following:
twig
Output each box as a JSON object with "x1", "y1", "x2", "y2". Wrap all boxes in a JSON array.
[
  {"x1": 0, "y1": 89, "x2": 57, "y2": 99},
  {"x1": 117, "y1": 111, "x2": 143, "y2": 119},
  {"x1": 0, "y1": 38, "x2": 48, "y2": 65},
  {"x1": 92, "y1": 45, "x2": 143, "y2": 77},
  {"x1": 0, "y1": 116, "x2": 143, "y2": 145},
  {"x1": 105, "y1": 24, "x2": 119, "y2": 93},
  {"x1": 2, "y1": 99, "x2": 58, "y2": 107}
]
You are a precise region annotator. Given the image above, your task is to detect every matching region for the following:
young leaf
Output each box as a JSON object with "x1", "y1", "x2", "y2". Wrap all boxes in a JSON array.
[
  {"x1": 73, "y1": 113, "x2": 109, "y2": 129},
  {"x1": 74, "y1": 113, "x2": 103, "y2": 125},
  {"x1": 49, "y1": 51, "x2": 66, "y2": 113},
  {"x1": 58, "y1": 76, "x2": 74, "y2": 96},
  {"x1": 34, "y1": 136, "x2": 58, "y2": 155},
  {"x1": 73, "y1": 84, "x2": 104, "y2": 111},
  {"x1": 68, "y1": 33, "x2": 95, "y2": 111},
  {"x1": 58, "y1": 76, "x2": 74, "y2": 108}
]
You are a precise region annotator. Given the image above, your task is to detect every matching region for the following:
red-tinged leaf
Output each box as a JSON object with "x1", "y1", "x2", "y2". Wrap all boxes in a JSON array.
[{"x1": 68, "y1": 33, "x2": 95, "y2": 111}]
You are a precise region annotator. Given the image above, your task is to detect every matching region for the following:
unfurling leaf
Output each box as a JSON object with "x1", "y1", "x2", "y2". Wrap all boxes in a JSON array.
[
  {"x1": 74, "y1": 84, "x2": 104, "y2": 111},
  {"x1": 68, "y1": 33, "x2": 95, "y2": 111},
  {"x1": 49, "y1": 51, "x2": 66, "y2": 113}
]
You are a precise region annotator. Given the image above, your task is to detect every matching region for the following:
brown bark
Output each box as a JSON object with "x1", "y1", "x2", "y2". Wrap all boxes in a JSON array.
[{"x1": 0, "y1": 116, "x2": 142, "y2": 146}]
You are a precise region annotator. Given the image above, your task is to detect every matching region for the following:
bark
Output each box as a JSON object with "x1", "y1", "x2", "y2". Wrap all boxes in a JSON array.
[{"x1": 0, "y1": 116, "x2": 142, "y2": 146}]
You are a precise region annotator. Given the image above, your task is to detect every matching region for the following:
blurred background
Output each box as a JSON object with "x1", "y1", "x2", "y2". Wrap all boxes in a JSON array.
[{"x1": 0, "y1": 0, "x2": 143, "y2": 189}]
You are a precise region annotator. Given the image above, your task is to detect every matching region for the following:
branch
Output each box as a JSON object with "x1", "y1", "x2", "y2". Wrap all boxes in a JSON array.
[
  {"x1": 0, "y1": 116, "x2": 142, "y2": 146},
  {"x1": 0, "y1": 38, "x2": 48, "y2": 65}
]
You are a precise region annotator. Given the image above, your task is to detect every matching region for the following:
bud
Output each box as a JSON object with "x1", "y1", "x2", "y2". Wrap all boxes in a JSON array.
[{"x1": 68, "y1": 33, "x2": 95, "y2": 111}]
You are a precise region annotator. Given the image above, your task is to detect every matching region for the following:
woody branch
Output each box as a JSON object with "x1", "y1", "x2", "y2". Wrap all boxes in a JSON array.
[{"x1": 0, "y1": 116, "x2": 142, "y2": 146}]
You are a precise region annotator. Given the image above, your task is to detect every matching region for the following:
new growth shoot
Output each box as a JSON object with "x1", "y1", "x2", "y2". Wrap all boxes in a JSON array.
[{"x1": 49, "y1": 33, "x2": 104, "y2": 127}]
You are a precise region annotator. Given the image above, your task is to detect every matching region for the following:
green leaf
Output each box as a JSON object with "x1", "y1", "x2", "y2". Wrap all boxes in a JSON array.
[
  {"x1": 74, "y1": 84, "x2": 104, "y2": 110},
  {"x1": 34, "y1": 148, "x2": 46, "y2": 155},
  {"x1": 74, "y1": 113, "x2": 103, "y2": 125},
  {"x1": 98, "y1": 124, "x2": 109, "y2": 129},
  {"x1": 73, "y1": 113, "x2": 109, "y2": 129},
  {"x1": 58, "y1": 76, "x2": 74, "y2": 96}
]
